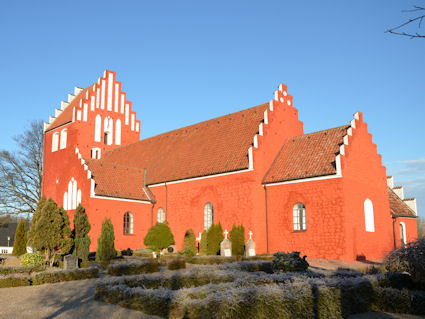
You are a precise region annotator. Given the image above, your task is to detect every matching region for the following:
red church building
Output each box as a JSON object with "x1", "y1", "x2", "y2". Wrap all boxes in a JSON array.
[{"x1": 42, "y1": 70, "x2": 418, "y2": 261}]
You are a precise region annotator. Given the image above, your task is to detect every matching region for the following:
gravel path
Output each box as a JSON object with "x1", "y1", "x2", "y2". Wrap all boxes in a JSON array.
[{"x1": 0, "y1": 277, "x2": 161, "y2": 319}]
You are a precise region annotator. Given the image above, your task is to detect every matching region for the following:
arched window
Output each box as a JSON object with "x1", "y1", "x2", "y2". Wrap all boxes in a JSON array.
[
  {"x1": 115, "y1": 119, "x2": 121, "y2": 145},
  {"x1": 124, "y1": 212, "x2": 133, "y2": 234},
  {"x1": 364, "y1": 198, "x2": 375, "y2": 232},
  {"x1": 94, "y1": 115, "x2": 101, "y2": 142},
  {"x1": 52, "y1": 132, "x2": 59, "y2": 152},
  {"x1": 65, "y1": 178, "x2": 80, "y2": 210},
  {"x1": 103, "y1": 117, "x2": 113, "y2": 145},
  {"x1": 60, "y1": 129, "x2": 67, "y2": 150},
  {"x1": 91, "y1": 147, "x2": 101, "y2": 159},
  {"x1": 63, "y1": 192, "x2": 68, "y2": 210},
  {"x1": 204, "y1": 203, "x2": 213, "y2": 230},
  {"x1": 400, "y1": 222, "x2": 407, "y2": 247},
  {"x1": 157, "y1": 207, "x2": 165, "y2": 223},
  {"x1": 293, "y1": 203, "x2": 306, "y2": 231}
]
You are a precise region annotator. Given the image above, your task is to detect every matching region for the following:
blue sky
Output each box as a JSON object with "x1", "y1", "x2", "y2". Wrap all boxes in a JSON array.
[{"x1": 0, "y1": 1, "x2": 424, "y2": 218}]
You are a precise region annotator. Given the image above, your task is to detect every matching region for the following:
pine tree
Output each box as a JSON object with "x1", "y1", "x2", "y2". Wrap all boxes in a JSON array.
[
  {"x1": 12, "y1": 219, "x2": 27, "y2": 256},
  {"x1": 96, "y1": 218, "x2": 116, "y2": 265},
  {"x1": 230, "y1": 224, "x2": 245, "y2": 256},
  {"x1": 27, "y1": 197, "x2": 72, "y2": 267},
  {"x1": 207, "y1": 223, "x2": 224, "y2": 255},
  {"x1": 73, "y1": 204, "x2": 91, "y2": 262},
  {"x1": 199, "y1": 230, "x2": 208, "y2": 255},
  {"x1": 144, "y1": 222, "x2": 175, "y2": 251},
  {"x1": 182, "y1": 228, "x2": 197, "y2": 256}
]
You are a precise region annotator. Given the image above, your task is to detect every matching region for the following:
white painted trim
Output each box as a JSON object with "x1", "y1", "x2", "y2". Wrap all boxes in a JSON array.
[
  {"x1": 278, "y1": 84, "x2": 283, "y2": 91},
  {"x1": 264, "y1": 110, "x2": 269, "y2": 124},
  {"x1": 269, "y1": 100, "x2": 273, "y2": 112},
  {"x1": 259, "y1": 123, "x2": 263, "y2": 136},
  {"x1": 399, "y1": 222, "x2": 407, "y2": 245},
  {"x1": 347, "y1": 127, "x2": 352, "y2": 136},
  {"x1": 343, "y1": 135, "x2": 349, "y2": 145},
  {"x1": 350, "y1": 119, "x2": 356, "y2": 128},
  {"x1": 274, "y1": 90, "x2": 278, "y2": 101},
  {"x1": 68, "y1": 94, "x2": 75, "y2": 103},
  {"x1": 354, "y1": 112, "x2": 360, "y2": 120},
  {"x1": 74, "y1": 87, "x2": 83, "y2": 96},
  {"x1": 248, "y1": 146, "x2": 254, "y2": 170},
  {"x1": 335, "y1": 154, "x2": 342, "y2": 177},
  {"x1": 148, "y1": 167, "x2": 253, "y2": 187},
  {"x1": 253, "y1": 135, "x2": 258, "y2": 148},
  {"x1": 49, "y1": 116, "x2": 56, "y2": 124},
  {"x1": 61, "y1": 101, "x2": 69, "y2": 110},
  {"x1": 339, "y1": 145, "x2": 345, "y2": 156},
  {"x1": 90, "y1": 194, "x2": 152, "y2": 204},
  {"x1": 265, "y1": 174, "x2": 341, "y2": 187},
  {"x1": 55, "y1": 109, "x2": 63, "y2": 117}
]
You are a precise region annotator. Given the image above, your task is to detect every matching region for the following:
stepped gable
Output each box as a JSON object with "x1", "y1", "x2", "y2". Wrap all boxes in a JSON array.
[
  {"x1": 388, "y1": 187, "x2": 416, "y2": 218},
  {"x1": 46, "y1": 85, "x2": 93, "y2": 132},
  {"x1": 263, "y1": 125, "x2": 350, "y2": 184},
  {"x1": 86, "y1": 160, "x2": 149, "y2": 201},
  {"x1": 101, "y1": 103, "x2": 269, "y2": 185}
]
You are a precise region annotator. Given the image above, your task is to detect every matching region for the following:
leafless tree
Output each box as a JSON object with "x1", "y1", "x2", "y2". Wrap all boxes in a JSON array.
[
  {"x1": 386, "y1": 4, "x2": 425, "y2": 38},
  {"x1": 0, "y1": 120, "x2": 43, "y2": 218}
]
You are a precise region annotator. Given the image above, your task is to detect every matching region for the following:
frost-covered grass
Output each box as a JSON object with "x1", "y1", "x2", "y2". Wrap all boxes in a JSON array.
[
  {"x1": 107, "y1": 259, "x2": 159, "y2": 276},
  {"x1": 96, "y1": 261, "x2": 425, "y2": 318}
]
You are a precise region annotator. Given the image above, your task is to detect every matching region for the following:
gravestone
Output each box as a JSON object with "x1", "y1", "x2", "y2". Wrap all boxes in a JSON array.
[
  {"x1": 244, "y1": 231, "x2": 256, "y2": 257},
  {"x1": 220, "y1": 229, "x2": 232, "y2": 257},
  {"x1": 64, "y1": 254, "x2": 79, "y2": 270}
]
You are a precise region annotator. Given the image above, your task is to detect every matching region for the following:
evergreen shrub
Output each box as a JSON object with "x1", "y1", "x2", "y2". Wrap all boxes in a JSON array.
[
  {"x1": 143, "y1": 223, "x2": 175, "y2": 252},
  {"x1": 73, "y1": 204, "x2": 91, "y2": 262},
  {"x1": 31, "y1": 267, "x2": 99, "y2": 285},
  {"x1": 12, "y1": 219, "x2": 27, "y2": 256},
  {"x1": 0, "y1": 265, "x2": 45, "y2": 275},
  {"x1": 96, "y1": 218, "x2": 116, "y2": 267},
  {"x1": 0, "y1": 276, "x2": 30, "y2": 288},
  {"x1": 167, "y1": 256, "x2": 186, "y2": 270},
  {"x1": 182, "y1": 229, "x2": 197, "y2": 257},
  {"x1": 206, "y1": 223, "x2": 223, "y2": 255},
  {"x1": 199, "y1": 230, "x2": 208, "y2": 255},
  {"x1": 20, "y1": 253, "x2": 44, "y2": 267},
  {"x1": 272, "y1": 251, "x2": 309, "y2": 273},
  {"x1": 229, "y1": 224, "x2": 245, "y2": 256}
]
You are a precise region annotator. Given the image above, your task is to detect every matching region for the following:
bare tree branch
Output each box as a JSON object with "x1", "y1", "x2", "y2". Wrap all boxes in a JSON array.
[
  {"x1": 386, "y1": 4, "x2": 425, "y2": 38},
  {"x1": 0, "y1": 120, "x2": 43, "y2": 218}
]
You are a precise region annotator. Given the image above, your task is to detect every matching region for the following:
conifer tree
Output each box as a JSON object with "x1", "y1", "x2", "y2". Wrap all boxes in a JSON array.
[
  {"x1": 207, "y1": 223, "x2": 224, "y2": 255},
  {"x1": 230, "y1": 224, "x2": 245, "y2": 256},
  {"x1": 73, "y1": 204, "x2": 91, "y2": 262},
  {"x1": 182, "y1": 228, "x2": 197, "y2": 256},
  {"x1": 12, "y1": 219, "x2": 27, "y2": 256},
  {"x1": 28, "y1": 198, "x2": 72, "y2": 267},
  {"x1": 199, "y1": 230, "x2": 208, "y2": 255},
  {"x1": 28, "y1": 196, "x2": 46, "y2": 250},
  {"x1": 144, "y1": 222, "x2": 175, "y2": 251},
  {"x1": 96, "y1": 218, "x2": 116, "y2": 265}
]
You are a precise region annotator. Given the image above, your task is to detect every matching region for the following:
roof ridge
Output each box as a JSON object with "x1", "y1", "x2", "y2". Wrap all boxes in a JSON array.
[
  {"x1": 299, "y1": 124, "x2": 351, "y2": 138},
  {"x1": 89, "y1": 159, "x2": 145, "y2": 172}
]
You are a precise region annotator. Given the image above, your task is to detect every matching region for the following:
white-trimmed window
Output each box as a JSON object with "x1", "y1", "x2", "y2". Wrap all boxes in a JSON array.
[
  {"x1": 204, "y1": 203, "x2": 213, "y2": 230},
  {"x1": 115, "y1": 119, "x2": 121, "y2": 145},
  {"x1": 91, "y1": 147, "x2": 101, "y2": 159},
  {"x1": 60, "y1": 129, "x2": 67, "y2": 149},
  {"x1": 293, "y1": 203, "x2": 306, "y2": 231},
  {"x1": 400, "y1": 222, "x2": 407, "y2": 247},
  {"x1": 65, "y1": 177, "x2": 80, "y2": 210},
  {"x1": 94, "y1": 115, "x2": 102, "y2": 142},
  {"x1": 103, "y1": 117, "x2": 113, "y2": 145},
  {"x1": 157, "y1": 207, "x2": 165, "y2": 223},
  {"x1": 364, "y1": 198, "x2": 375, "y2": 232},
  {"x1": 124, "y1": 212, "x2": 133, "y2": 235},
  {"x1": 52, "y1": 132, "x2": 59, "y2": 152}
]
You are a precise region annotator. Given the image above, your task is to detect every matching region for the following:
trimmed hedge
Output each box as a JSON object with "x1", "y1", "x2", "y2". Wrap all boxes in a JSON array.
[
  {"x1": 167, "y1": 257, "x2": 186, "y2": 270},
  {"x1": 107, "y1": 259, "x2": 159, "y2": 276},
  {"x1": 191, "y1": 256, "x2": 238, "y2": 265},
  {"x1": 0, "y1": 265, "x2": 46, "y2": 276},
  {"x1": 0, "y1": 275, "x2": 30, "y2": 288},
  {"x1": 272, "y1": 251, "x2": 309, "y2": 273},
  {"x1": 219, "y1": 260, "x2": 274, "y2": 274},
  {"x1": 32, "y1": 267, "x2": 99, "y2": 285}
]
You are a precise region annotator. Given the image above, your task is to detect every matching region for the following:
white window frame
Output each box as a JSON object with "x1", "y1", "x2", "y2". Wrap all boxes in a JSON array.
[
  {"x1": 364, "y1": 198, "x2": 375, "y2": 232},
  {"x1": 204, "y1": 203, "x2": 213, "y2": 230},
  {"x1": 124, "y1": 212, "x2": 133, "y2": 235},
  {"x1": 91, "y1": 147, "x2": 101, "y2": 159},
  {"x1": 400, "y1": 222, "x2": 407, "y2": 246},
  {"x1": 52, "y1": 132, "x2": 59, "y2": 152},
  {"x1": 157, "y1": 207, "x2": 165, "y2": 223},
  {"x1": 293, "y1": 203, "x2": 306, "y2": 231},
  {"x1": 60, "y1": 129, "x2": 67, "y2": 150}
]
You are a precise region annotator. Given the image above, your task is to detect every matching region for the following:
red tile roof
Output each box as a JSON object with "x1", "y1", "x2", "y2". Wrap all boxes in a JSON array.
[
  {"x1": 388, "y1": 187, "x2": 416, "y2": 218},
  {"x1": 86, "y1": 160, "x2": 150, "y2": 201},
  {"x1": 263, "y1": 125, "x2": 350, "y2": 184},
  {"x1": 100, "y1": 103, "x2": 269, "y2": 185},
  {"x1": 46, "y1": 86, "x2": 93, "y2": 132}
]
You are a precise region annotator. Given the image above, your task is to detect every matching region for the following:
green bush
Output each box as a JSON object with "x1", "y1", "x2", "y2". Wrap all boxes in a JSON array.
[
  {"x1": 96, "y1": 218, "x2": 116, "y2": 266},
  {"x1": 167, "y1": 257, "x2": 186, "y2": 270},
  {"x1": 107, "y1": 259, "x2": 159, "y2": 276},
  {"x1": 230, "y1": 224, "x2": 245, "y2": 256},
  {"x1": 0, "y1": 265, "x2": 45, "y2": 275},
  {"x1": 272, "y1": 251, "x2": 309, "y2": 273},
  {"x1": 20, "y1": 253, "x2": 45, "y2": 267},
  {"x1": 206, "y1": 223, "x2": 223, "y2": 255},
  {"x1": 0, "y1": 276, "x2": 30, "y2": 288},
  {"x1": 31, "y1": 267, "x2": 99, "y2": 285},
  {"x1": 143, "y1": 223, "x2": 175, "y2": 252},
  {"x1": 199, "y1": 230, "x2": 208, "y2": 255},
  {"x1": 73, "y1": 204, "x2": 91, "y2": 262},
  {"x1": 182, "y1": 229, "x2": 197, "y2": 256},
  {"x1": 12, "y1": 219, "x2": 27, "y2": 256},
  {"x1": 384, "y1": 237, "x2": 425, "y2": 284}
]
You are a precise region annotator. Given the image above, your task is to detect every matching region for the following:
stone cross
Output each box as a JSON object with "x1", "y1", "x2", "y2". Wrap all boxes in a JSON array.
[
  {"x1": 249, "y1": 230, "x2": 253, "y2": 240},
  {"x1": 224, "y1": 229, "x2": 229, "y2": 239}
]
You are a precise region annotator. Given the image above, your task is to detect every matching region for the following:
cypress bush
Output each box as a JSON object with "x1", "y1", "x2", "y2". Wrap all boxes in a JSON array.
[
  {"x1": 143, "y1": 222, "x2": 175, "y2": 251},
  {"x1": 199, "y1": 230, "x2": 208, "y2": 255},
  {"x1": 182, "y1": 229, "x2": 197, "y2": 257},
  {"x1": 206, "y1": 223, "x2": 224, "y2": 255},
  {"x1": 20, "y1": 253, "x2": 44, "y2": 267},
  {"x1": 230, "y1": 224, "x2": 245, "y2": 256},
  {"x1": 96, "y1": 218, "x2": 116, "y2": 266},
  {"x1": 12, "y1": 219, "x2": 27, "y2": 256},
  {"x1": 73, "y1": 204, "x2": 91, "y2": 262}
]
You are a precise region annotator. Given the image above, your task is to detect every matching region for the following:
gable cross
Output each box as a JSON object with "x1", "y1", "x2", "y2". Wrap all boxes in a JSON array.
[
  {"x1": 224, "y1": 229, "x2": 229, "y2": 239},
  {"x1": 249, "y1": 230, "x2": 253, "y2": 240}
]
